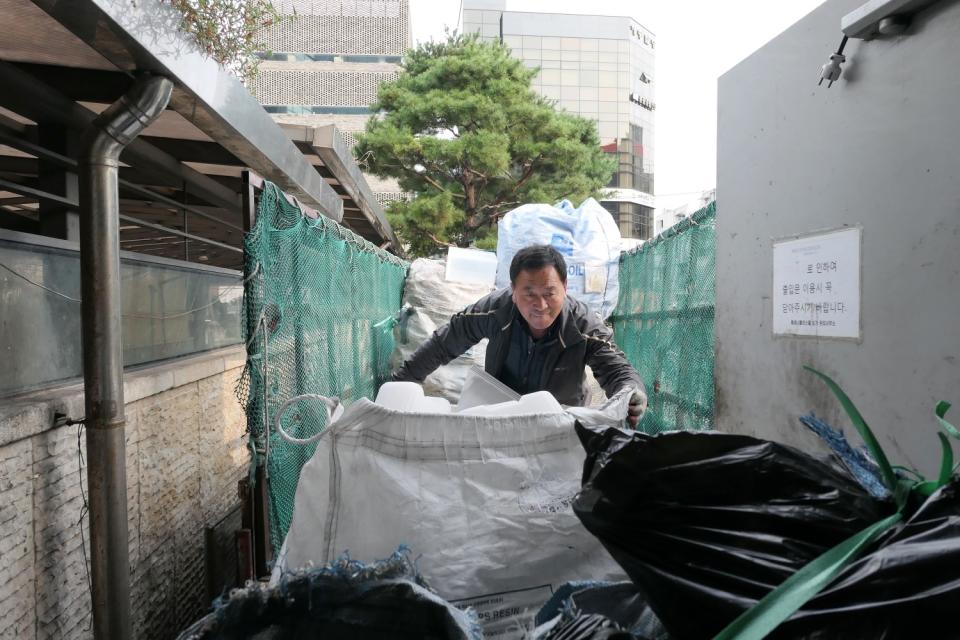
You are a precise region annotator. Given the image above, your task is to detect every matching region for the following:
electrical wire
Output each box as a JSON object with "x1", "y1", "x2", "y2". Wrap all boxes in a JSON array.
[{"x1": 0, "y1": 260, "x2": 260, "y2": 320}]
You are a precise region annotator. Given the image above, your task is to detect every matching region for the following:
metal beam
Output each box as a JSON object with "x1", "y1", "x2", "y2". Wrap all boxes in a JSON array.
[
  {"x1": 0, "y1": 125, "x2": 244, "y2": 233},
  {"x1": 0, "y1": 61, "x2": 239, "y2": 212},
  {"x1": 30, "y1": 0, "x2": 345, "y2": 223},
  {"x1": 118, "y1": 214, "x2": 241, "y2": 252},
  {"x1": 285, "y1": 124, "x2": 400, "y2": 251}
]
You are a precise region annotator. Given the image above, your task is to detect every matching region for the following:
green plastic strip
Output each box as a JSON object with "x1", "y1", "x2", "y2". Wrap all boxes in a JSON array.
[
  {"x1": 937, "y1": 401, "x2": 959, "y2": 439},
  {"x1": 713, "y1": 511, "x2": 903, "y2": 640}
]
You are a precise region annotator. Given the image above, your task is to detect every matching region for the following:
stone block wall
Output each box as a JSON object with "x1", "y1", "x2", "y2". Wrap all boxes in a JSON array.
[{"x1": 0, "y1": 347, "x2": 249, "y2": 640}]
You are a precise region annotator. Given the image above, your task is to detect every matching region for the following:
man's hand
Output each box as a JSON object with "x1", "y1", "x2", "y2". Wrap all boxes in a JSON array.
[{"x1": 627, "y1": 389, "x2": 647, "y2": 428}]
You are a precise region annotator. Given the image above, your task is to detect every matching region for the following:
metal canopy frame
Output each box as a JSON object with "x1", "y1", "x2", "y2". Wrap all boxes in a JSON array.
[{"x1": 0, "y1": 0, "x2": 401, "y2": 266}]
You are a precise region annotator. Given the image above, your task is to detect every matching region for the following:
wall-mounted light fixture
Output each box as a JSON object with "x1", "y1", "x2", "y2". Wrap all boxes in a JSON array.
[{"x1": 818, "y1": 0, "x2": 939, "y2": 88}]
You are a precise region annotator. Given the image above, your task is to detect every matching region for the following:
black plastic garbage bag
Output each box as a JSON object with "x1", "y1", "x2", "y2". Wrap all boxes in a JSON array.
[
  {"x1": 176, "y1": 549, "x2": 481, "y2": 640},
  {"x1": 571, "y1": 424, "x2": 960, "y2": 639}
]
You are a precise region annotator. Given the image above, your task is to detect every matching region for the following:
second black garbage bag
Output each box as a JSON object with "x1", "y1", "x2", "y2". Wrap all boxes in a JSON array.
[{"x1": 572, "y1": 424, "x2": 960, "y2": 639}]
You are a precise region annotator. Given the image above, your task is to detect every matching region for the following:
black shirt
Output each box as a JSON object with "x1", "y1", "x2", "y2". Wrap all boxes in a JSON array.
[{"x1": 498, "y1": 316, "x2": 561, "y2": 396}]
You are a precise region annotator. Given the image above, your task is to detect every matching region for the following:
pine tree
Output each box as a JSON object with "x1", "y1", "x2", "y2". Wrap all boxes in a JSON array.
[{"x1": 355, "y1": 33, "x2": 615, "y2": 257}]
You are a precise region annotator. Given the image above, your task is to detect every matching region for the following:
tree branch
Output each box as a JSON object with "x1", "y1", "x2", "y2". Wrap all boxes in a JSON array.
[
  {"x1": 407, "y1": 168, "x2": 466, "y2": 199},
  {"x1": 424, "y1": 229, "x2": 454, "y2": 247}
]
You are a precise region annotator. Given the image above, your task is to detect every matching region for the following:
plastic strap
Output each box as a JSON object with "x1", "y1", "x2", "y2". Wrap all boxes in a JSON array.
[{"x1": 713, "y1": 510, "x2": 903, "y2": 640}]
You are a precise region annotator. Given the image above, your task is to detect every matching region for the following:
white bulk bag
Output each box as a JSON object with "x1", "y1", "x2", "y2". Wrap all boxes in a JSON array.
[
  {"x1": 274, "y1": 391, "x2": 632, "y2": 639},
  {"x1": 495, "y1": 198, "x2": 622, "y2": 319}
]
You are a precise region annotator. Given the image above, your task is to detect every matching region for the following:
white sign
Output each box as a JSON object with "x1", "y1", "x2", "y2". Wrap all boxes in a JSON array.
[{"x1": 772, "y1": 227, "x2": 861, "y2": 339}]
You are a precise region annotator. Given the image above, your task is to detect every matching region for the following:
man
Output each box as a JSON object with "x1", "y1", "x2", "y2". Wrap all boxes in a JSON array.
[{"x1": 392, "y1": 245, "x2": 647, "y2": 426}]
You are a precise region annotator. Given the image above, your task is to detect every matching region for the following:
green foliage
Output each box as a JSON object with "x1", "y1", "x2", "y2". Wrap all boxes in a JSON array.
[
  {"x1": 167, "y1": 0, "x2": 280, "y2": 83},
  {"x1": 355, "y1": 33, "x2": 616, "y2": 257}
]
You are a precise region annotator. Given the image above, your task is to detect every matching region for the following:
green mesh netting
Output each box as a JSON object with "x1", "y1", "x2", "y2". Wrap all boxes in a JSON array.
[
  {"x1": 611, "y1": 202, "x2": 716, "y2": 433},
  {"x1": 240, "y1": 182, "x2": 407, "y2": 554}
]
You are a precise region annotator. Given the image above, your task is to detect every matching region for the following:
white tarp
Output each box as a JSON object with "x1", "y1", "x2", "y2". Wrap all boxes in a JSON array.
[
  {"x1": 274, "y1": 391, "x2": 632, "y2": 639},
  {"x1": 496, "y1": 198, "x2": 622, "y2": 319}
]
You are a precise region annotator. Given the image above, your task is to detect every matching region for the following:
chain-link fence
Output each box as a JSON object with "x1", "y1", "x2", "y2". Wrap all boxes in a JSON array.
[
  {"x1": 239, "y1": 182, "x2": 407, "y2": 554},
  {"x1": 611, "y1": 202, "x2": 716, "y2": 433}
]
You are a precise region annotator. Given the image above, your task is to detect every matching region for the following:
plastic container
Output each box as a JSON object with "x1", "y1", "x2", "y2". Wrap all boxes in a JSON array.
[
  {"x1": 456, "y1": 365, "x2": 521, "y2": 411},
  {"x1": 445, "y1": 247, "x2": 498, "y2": 287},
  {"x1": 375, "y1": 381, "x2": 452, "y2": 413}
]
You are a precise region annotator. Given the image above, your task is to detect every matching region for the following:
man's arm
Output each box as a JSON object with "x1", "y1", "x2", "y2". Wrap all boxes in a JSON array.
[
  {"x1": 392, "y1": 295, "x2": 499, "y2": 382},
  {"x1": 584, "y1": 322, "x2": 647, "y2": 425}
]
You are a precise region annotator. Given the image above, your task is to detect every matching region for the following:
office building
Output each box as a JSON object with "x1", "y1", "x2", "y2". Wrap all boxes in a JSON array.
[
  {"x1": 254, "y1": 0, "x2": 411, "y2": 205},
  {"x1": 463, "y1": 1, "x2": 656, "y2": 239}
]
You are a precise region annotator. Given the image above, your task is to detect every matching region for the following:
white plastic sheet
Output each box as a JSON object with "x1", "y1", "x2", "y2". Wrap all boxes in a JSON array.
[
  {"x1": 391, "y1": 258, "x2": 494, "y2": 402},
  {"x1": 275, "y1": 391, "x2": 632, "y2": 639},
  {"x1": 495, "y1": 198, "x2": 622, "y2": 319}
]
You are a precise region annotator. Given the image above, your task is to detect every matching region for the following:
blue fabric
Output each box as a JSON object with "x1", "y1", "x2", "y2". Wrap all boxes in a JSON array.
[{"x1": 800, "y1": 413, "x2": 889, "y2": 499}]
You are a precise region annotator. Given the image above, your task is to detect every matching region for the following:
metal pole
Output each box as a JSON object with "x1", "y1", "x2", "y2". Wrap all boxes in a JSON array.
[{"x1": 79, "y1": 74, "x2": 173, "y2": 640}]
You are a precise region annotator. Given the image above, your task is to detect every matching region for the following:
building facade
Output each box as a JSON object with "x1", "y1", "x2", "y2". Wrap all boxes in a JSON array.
[
  {"x1": 463, "y1": 1, "x2": 656, "y2": 239},
  {"x1": 254, "y1": 0, "x2": 410, "y2": 206}
]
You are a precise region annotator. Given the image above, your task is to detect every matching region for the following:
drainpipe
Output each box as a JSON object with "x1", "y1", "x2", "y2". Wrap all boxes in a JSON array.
[{"x1": 79, "y1": 74, "x2": 173, "y2": 640}]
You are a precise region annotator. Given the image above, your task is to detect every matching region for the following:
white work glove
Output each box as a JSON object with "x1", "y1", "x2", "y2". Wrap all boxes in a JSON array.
[{"x1": 626, "y1": 388, "x2": 647, "y2": 428}]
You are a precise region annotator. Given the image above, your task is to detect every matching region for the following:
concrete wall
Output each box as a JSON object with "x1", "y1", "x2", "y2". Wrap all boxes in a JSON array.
[
  {"x1": 0, "y1": 347, "x2": 249, "y2": 640},
  {"x1": 716, "y1": 0, "x2": 960, "y2": 476}
]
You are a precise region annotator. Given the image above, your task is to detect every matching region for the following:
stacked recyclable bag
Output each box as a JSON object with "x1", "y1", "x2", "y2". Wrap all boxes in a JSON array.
[{"x1": 496, "y1": 198, "x2": 622, "y2": 320}]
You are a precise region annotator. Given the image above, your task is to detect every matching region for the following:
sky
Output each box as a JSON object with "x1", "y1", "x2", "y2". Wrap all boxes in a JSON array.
[{"x1": 408, "y1": 0, "x2": 827, "y2": 209}]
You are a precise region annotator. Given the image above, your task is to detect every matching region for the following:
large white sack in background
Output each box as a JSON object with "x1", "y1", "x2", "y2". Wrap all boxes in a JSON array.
[
  {"x1": 391, "y1": 258, "x2": 493, "y2": 402},
  {"x1": 495, "y1": 198, "x2": 622, "y2": 319},
  {"x1": 275, "y1": 391, "x2": 632, "y2": 639}
]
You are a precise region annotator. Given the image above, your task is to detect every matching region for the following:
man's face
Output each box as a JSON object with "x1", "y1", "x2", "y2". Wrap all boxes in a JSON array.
[{"x1": 511, "y1": 266, "x2": 567, "y2": 337}]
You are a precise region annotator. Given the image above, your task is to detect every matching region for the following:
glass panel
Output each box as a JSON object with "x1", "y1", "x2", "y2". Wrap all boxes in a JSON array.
[
  {"x1": 560, "y1": 37, "x2": 580, "y2": 50},
  {"x1": 561, "y1": 50, "x2": 580, "y2": 62},
  {"x1": 542, "y1": 37, "x2": 560, "y2": 49},
  {"x1": 540, "y1": 59, "x2": 561, "y2": 69},
  {"x1": 580, "y1": 70, "x2": 599, "y2": 87},
  {"x1": 598, "y1": 121, "x2": 617, "y2": 139},
  {"x1": 0, "y1": 237, "x2": 243, "y2": 396},
  {"x1": 482, "y1": 10, "x2": 501, "y2": 24},
  {"x1": 541, "y1": 85, "x2": 562, "y2": 100},
  {"x1": 599, "y1": 71, "x2": 617, "y2": 87},
  {"x1": 542, "y1": 49, "x2": 562, "y2": 61},
  {"x1": 522, "y1": 49, "x2": 541, "y2": 61},
  {"x1": 580, "y1": 87, "x2": 599, "y2": 101},
  {"x1": 580, "y1": 51, "x2": 598, "y2": 63},
  {"x1": 560, "y1": 69, "x2": 579, "y2": 85},
  {"x1": 561, "y1": 86, "x2": 579, "y2": 100},
  {"x1": 598, "y1": 40, "x2": 617, "y2": 52},
  {"x1": 541, "y1": 69, "x2": 561, "y2": 85},
  {"x1": 503, "y1": 35, "x2": 523, "y2": 50},
  {"x1": 580, "y1": 38, "x2": 599, "y2": 51},
  {"x1": 522, "y1": 36, "x2": 542, "y2": 48}
]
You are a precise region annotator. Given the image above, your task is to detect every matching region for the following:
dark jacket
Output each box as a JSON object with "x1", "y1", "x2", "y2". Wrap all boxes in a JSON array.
[{"x1": 393, "y1": 288, "x2": 645, "y2": 406}]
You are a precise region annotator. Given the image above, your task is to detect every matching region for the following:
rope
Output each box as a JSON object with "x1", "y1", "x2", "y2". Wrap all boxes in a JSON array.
[{"x1": 273, "y1": 393, "x2": 341, "y2": 445}]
